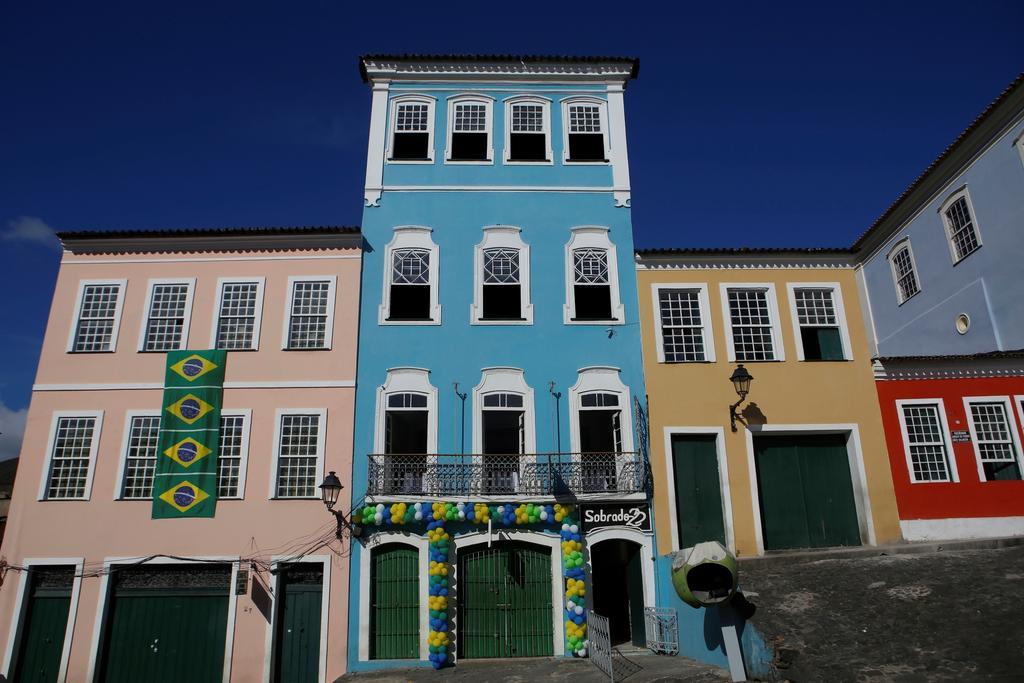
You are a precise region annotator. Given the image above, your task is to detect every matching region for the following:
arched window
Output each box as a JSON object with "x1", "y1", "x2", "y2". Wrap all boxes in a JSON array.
[
  {"x1": 472, "y1": 227, "x2": 532, "y2": 324},
  {"x1": 561, "y1": 96, "x2": 610, "y2": 163},
  {"x1": 504, "y1": 95, "x2": 552, "y2": 163},
  {"x1": 569, "y1": 368, "x2": 637, "y2": 494},
  {"x1": 939, "y1": 187, "x2": 982, "y2": 263},
  {"x1": 387, "y1": 94, "x2": 436, "y2": 163},
  {"x1": 374, "y1": 369, "x2": 438, "y2": 495},
  {"x1": 379, "y1": 227, "x2": 441, "y2": 325},
  {"x1": 445, "y1": 94, "x2": 493, "y2": 163},
  {"x1": 887, "y1": 239, "x2": 920, "y2": 304},
  {"x1": 473, "y1": 368, "x2": 536, "y2": 495},
  {"x1": 564, "y1": 227, "x2": 624, "y2": 324}
]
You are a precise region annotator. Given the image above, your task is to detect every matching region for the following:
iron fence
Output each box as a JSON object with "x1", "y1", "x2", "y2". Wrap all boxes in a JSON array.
[
  {"x1": 588, "y1": 610, "x2": 613, "y2": 682},
  {"x1": 366, "y1": 452, "x2": 645, "y2": 498},
  {"x1": 643, "y1": 607, "x2": 679, "y2": 655}
]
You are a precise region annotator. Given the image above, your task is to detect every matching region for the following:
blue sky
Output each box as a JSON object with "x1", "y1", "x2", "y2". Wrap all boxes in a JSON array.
[{"x1": 0, "y1": 1, "x2": 1021, "y2": 457}]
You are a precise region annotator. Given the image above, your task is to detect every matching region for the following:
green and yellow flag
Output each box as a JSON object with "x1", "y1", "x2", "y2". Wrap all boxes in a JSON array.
[{"x1": 152, "y1": 350, "x2": 226, "y2": 519}]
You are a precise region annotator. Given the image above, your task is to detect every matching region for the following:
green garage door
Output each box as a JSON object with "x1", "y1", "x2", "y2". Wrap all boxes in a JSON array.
[
  {"x1": 98, "y1": 565, "x2": 231, "y2": 683},
  {"x1": 273, "y1": 564, "x2": 323, "y2": 683},
  {"x1": 11, "y1": 566, "x2": 74, "y2": 683},
  {"x1": 671, "y1": 434, "x2": 726, "y2": 548},
  {"x1": 370, "y1": 544, "x2": 420, "y2": 660},
  {"x1": 459, "y1": 542, "x2": 553, "y2": 659},
  {"x1": 755, "y1": 434, "x2": 861, "y2": 550}
]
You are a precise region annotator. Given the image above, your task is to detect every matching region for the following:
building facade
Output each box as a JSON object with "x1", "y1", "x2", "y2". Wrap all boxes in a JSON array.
[
  {"x1": 346, "y1": 55, "x2": 657, "y2": 671},
  {"x1": 0, "y1": 227, "x2": 361, "y2": 682},
  {"x1": 854, "y1": 74, "x2": 1024, "y2": 541}
]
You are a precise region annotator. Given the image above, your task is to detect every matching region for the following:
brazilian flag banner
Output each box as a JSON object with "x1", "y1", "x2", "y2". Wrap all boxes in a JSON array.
[{"x1": 152, "y1": 350, "x2": 226, "y2": 519}]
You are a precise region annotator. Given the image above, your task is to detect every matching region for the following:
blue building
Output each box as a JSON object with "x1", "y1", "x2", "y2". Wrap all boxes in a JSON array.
[{"x1": 345, "y1": 55, "x2": 655, "y2": 670}]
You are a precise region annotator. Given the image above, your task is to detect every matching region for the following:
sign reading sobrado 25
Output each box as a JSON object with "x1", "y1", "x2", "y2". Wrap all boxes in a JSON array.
[{"x1": 580, "y1": 504, "x2": 652, "y2": 532}]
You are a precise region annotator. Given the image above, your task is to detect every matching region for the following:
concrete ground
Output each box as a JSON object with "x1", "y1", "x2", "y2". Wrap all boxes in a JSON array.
[
  {"x1": 338, "y1": 651, "x2": 729, "y2": 682},
  {"x1": 740, "y1": 539, "x2": 1024, "y2": 682}
]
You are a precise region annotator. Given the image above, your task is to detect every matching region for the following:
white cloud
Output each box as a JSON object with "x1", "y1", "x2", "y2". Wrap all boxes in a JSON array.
[
  {"x1": 2, "y1": 216, "x2": 59, "y2": 250},
  {"x1": 0, "y1": 399, "x2": 27, "y2": 460}
]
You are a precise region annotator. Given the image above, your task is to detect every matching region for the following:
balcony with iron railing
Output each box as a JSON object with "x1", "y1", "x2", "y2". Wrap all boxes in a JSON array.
[{"x1": 365, "y1": 452, "x2": 646, "y2": 500}]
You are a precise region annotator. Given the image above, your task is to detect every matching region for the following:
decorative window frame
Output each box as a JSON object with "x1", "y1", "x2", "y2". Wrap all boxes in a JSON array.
[
  {"x1": 268, "y1": 407, "x2": 327, "y2": 500},
  {"x1": 962, "y1": 395, "x2": 1024, "y2": 482},
  {"x1": 219, "y1": 409, "x2": 252, "y2": 500},
  {"x1": 65, "y1": 278, "x2": 127, "y2": 353},
  {"x1": 136, "y1": 277, "x2": 196, "y2": 352},
  {"x1": 38, "y1": 410, "x2": 104, "y2": 501},
  {"x1": 560, "y1": 96, "x2": 611, "y2": 164},
  {"x1": 374, "y1": 368, "x2": 438, "y2": 456},
  {"x1": 471, "y1": 226, "x2": 533, "y2": 325},
  {"x1": 379, "y1": 227, "x2": 441, "y2": 326},
  {"x1": 895, "y1": 398, "x2": 959, "y2": 484},
  {"x1": 503, "y1": 95, "x2": 553, "y2": 165},
  {"x1": 208, "y1": 277, "x2": 266, "y2": 351},
  {"x1": 444, "y1": 93, "x2": 494, "y2": 165},
  {"x1": 471, "y1": 367, "x2": 537, "y2": 455},
  {"x1": 281, "y1": 275, "x2": 337, "y2": 350},
  {"x1": 650, "y1": 282, "x2": 716, "y2": 363},
  {"x1": 568, "y1": 367, "x2": 635, "y2": 455},
  {"x1": 114, "y1": 410, "x2": 161, "y2": 501},
  {"x1": 887, "y1": 237, "x2": 921, "y2": 305},
  {"x1": 563, "y1": 227, "x2": 624, "y2": 325},
  {"x1": 386, "y1": 94, "x2": 436, "y2": 164},
  {"x1": 785, "y1": 282, "x2": 854, "y2": 361},
  {"x1": 718, "y1": 283, "x2": 786, "y2": 362},
  {"x1": 938, "y1": 186, "x2": 983, "y2": 264}
]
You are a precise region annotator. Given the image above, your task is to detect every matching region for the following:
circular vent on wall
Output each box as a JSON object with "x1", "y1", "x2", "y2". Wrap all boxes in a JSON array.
[{"x1": 955, "y1": 314, "x2": 971, "y2": 335}]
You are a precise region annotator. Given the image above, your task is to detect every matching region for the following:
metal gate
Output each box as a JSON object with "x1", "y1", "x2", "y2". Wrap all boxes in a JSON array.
[
  {"x1": 643, "y1": 607, "x2": 679, "y2": 655},
  {"x1": 370, "y1": 544, "x2": 420, "y2": 659},
  {"x1": 588, "y1": 610, "x2": 613, "y2": 682},
  {"x1": 458, "y1": 542, "x2": 553, "y2": 658}
]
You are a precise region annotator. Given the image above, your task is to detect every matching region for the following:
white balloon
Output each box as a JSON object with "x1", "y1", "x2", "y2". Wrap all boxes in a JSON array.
[
  {"x1": 561, "y1": 524, "x2": 570, "y2": 532},
  {"x1": 414, "y1": 512, "x2": 423, "y2": 521},
  {"x1": 374, "y1": 513, "x2": 383, "y2": 524},
  {"x1": 574, "y1": 605, "x2": 584, "y2": 615},
  {"x1": 540, "y1": 511, "x2": 548, "y2": 521},
  {"x1": 414, "y1": 503, "x2": 422, "y2": 511},
  {"x1": 579, "y1": 649, "x2": 587, "y2": 658},
  {"x1": 458, "y1": 511, "x2": 466, "y2": 520},
  {"x1": 567, "y1": 600, "x2": 576, "y2": 610},
  {"x1": 497, "y1": 505, "x2": 506, "y2": 514},
  {"x1": 570, "y1": 524, "x2": 579, "y2": 534},
  {"x1": 376, "y1": 503, "x2": 385, "y2": 513}
]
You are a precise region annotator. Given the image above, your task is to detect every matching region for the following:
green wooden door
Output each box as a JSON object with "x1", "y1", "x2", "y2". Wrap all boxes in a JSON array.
[
  {"x1": 755, "y1": 434, "x2": 861, "y2": 550},
  {"x1": 672, "y1": 434, "x2": 726, "y2": 548},
  {"x1": 370, "y1": 544, "x2": 420, "y2": 660},
  {"x1": 98, "y1": 565, "x2": 230, "y2": 683},
  {"x1": 274, "y1": 564, "x2": 323, "y2": 683},
  {"x1": 459, "y1": 543, "x2": 553, "y2": 659},
  {"x1": 12, "y1": 567, "x2": 74, "y2": 683}
]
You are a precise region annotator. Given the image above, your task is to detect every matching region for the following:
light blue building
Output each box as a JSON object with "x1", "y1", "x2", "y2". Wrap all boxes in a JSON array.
[{"x1": 343, "y1": 54, "x2": 663, "y2": 671}]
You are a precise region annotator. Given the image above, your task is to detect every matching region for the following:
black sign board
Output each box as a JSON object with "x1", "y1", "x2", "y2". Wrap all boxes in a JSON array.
[
  {"x1": 951, "y1": 430, "x2": 971, "y2": 443},
  {"x1": 580, "y1": 504, "x2": 652, "y2": 532}
]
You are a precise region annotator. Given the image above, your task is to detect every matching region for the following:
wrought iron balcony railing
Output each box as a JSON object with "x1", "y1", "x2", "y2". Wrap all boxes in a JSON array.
[{"x1": 366, "y1": 452, "x2": 645, "y2": 498}]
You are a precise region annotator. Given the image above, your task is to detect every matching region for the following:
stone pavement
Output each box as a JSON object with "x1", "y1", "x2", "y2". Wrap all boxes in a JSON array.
[
  {"x1": 338, "y1": 651, "x2": 729, "y2": 682},
  {"x1": 740, "y1": 540, "x2": 1024, "y2": 681}
]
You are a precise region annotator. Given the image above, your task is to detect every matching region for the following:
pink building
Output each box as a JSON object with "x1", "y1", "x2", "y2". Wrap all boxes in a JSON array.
[{"x1": 0, "y1": 227, "x2": 361, "y2": 682}]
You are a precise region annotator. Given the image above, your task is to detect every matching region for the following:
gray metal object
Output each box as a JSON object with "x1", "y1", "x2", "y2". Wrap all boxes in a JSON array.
[
  {"x1": 643, "y1": 607, "x2": 679, "y2": 655},
  {"x1": 587, "y1": 610, "x2": 613, "y2": 682}
]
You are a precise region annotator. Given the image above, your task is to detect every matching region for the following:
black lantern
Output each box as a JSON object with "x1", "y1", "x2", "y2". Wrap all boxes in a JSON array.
[
  {"x1": 319, "y1": 471, "x2": 343, "y2": 510},
  {"x1": 729, "y1": 365, "x2": 754, "y2": 432}
]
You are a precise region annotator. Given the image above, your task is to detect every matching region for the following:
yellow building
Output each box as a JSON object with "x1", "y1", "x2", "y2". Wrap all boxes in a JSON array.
[{"x1": 636, "y1": 248, "x2": 901, "y2": 557}]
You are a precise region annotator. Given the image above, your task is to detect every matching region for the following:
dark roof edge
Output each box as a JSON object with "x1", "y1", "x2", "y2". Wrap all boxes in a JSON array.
[
  {"x1": 636, "y1": 246, "x2": 855, "y2": 256},
  {"x1": 359, "y1": 54, "x2": 639, "y2": 82},
  {"x1": 875, "y1": 349, "x2": 1024, "y2": 363},
  {"x1": 852, "y1": 73, "x2": 1024, "y2": 253},
  {"x1": 57, "y1": 226, "x2": 360, "y2": 240}
]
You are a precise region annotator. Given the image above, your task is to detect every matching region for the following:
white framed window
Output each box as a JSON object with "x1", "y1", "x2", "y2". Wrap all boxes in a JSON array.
[
  {"x1": 67, "y1": 279, "x2": 127, "y2": 353},
  {"x1": 379, "y1": 227, "x2": 441, "y2": 325},
  {"x1": 445, "y1": 95, "x2": 493, "y2": 163},
  {"x1": 561, "y1": 97, "x2": 610, "y2": 163},
  {"x1": 138, "y1": 278, "x2": 195, "y2": 352},
  {"x1": 39, "y1": 411, "x2": 103, "y2": 501},
  {"x1": 270, "y1": 409, "x2": 326, "y2": 499},
  {"x1": 785, "y1": 283, "x2": 853, "y2": 361},
  {"x1": 896, "y1": 400, "x2": 957, "y2": 483},
  {"x1": 472, "y1": 368, "x2": 536, "y2": 495},
  {"x1": 888, "y1": 239, "x2": 920, "y2": 304},
  {"x1": 282, "y1": 276, "x2": 336, "y2": 350},
  {"x1": 1016, "y1": 132, "x2": 1024, "y2": 168},
  {"x1": 471, "y1": 227, "x2": 532, "y2": 325},
  {"x1": 563, "y1": 227, "x2": 624, "y2": 324},
  {"x1": 218, "y1": 410, "x2": 251, "y2": 499},
  {"x1": 939, "y1": 187, "x2": 982, "y2": 263},
  {"x1": 964, "y1": 397, "x2": 1023, "y2": 482},
  {"x1": 387, "y1": 94, "x2": 436, "y2": 163},
  {"x1": 719, "y1": 284, "x2": 785, "y2": 362},
  {"x1": 504, "y1": 96, "x2": 552, "y2": 164},
  {"x1": 210, "y1": 278, "x2": 265, "y2": 350},
  {"x1": 374, "y1": 369, "x2": 438, "y2": 495},
  {"x1": 116, "y1": 412, "x2": 161, "y2": 500},
  {"x1": 651, "y1": 283, "x2": 715, "y2": 363},
  {"x1": 568, "y1": 367, "x2": 638, "y2": 495}
]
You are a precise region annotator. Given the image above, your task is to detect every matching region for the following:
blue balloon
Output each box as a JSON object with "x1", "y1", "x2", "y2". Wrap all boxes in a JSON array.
[
  {"x1": 573, "y1": 615, "x2": 584, "y2": 625},
  {"x1": 440, "y1": 588, "x2": 448, "y2": 596}
]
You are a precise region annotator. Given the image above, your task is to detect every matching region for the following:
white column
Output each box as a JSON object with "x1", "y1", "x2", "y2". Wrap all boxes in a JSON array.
[
  {"x1": 607, "y1": 84, "x2": 632, "y2": 208},
  {"x1": 363, "y1": 81, "x2": 390, "y2": 207}
]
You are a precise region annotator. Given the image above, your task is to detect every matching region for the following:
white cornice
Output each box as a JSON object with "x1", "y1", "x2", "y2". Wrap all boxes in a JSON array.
[
  {"x1": 873, "y1": 358, "x2": 1024, "y2": 380},
  {"x1": 362, "y1": 59, "x2": 634, "y2": 84},
  {"x1": 635, "y1": 258, "x2": 855, "y2": 271}
]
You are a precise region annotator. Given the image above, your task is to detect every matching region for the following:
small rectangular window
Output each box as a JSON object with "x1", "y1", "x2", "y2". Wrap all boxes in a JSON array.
[
  {"x1": 567, "y1": 104, "x2": 606, "y2": 162},
  {"x1": 482, "y1": 248, "x2": 522, "y2": 320},
  {"x1": 45, "y1": 417, "x2": 97, "y2": 499},
  {"x1": 389, "y1": 249, "x2": 431, "y2": 320},
  {"x1": 287, "y1": 280, "x2": 331, "y2": 349},
  {"x1": 142, "y1": 283, "x2": 190, "y2": 351},
  {"x1": 218, "y1": 414, "x2": 246, "y2": 498},
  {"x1": 968, "y1": 401, "x2": 1022, "y2": 481},
  {"x1": 121, "y1": 415, "x2": 160, "y2": 499},
  {"x1": 900, "y1": 404, "x2": 953, "y2": 482},
  {"x1": 391, "y1": 103, "x2": 430, "y2": 160},
  {"x1": 276, "y1": 414, "x2": 321, "y2": 498},
  {"x1": 215, "y1": 281, "x2": 260, "y2": 350},
  {"x1": 72, "y1": 284, "x2": 122, "y2": 352},
  {"x1": 509, "y1": 104, "x2": 547, "y2": 161},
  {"x1": 944, "y1": 196, "x2": 981, "y2": 262},
  {"x1": 658, "y1": 289, "x2": 706, "y2": 362},
  {"x1": 727, "y1": 289, "x2": 776, "y2": 361},
  {"x1": 450, "y1": 103, "x2": 489, "y2": 161},
  {"x1": 794, "y1": 288, "x2": 844, "y2": 361},
  {"x1": 891, "y1": 246, "x2": 919, "y2": 303},
  {"x1": 572, "y1": 248, "x2": 612, "y2": 320}
]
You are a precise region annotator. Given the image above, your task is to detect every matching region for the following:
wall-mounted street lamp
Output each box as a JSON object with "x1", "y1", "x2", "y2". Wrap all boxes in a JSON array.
[
  {"x1": 729, "y1": 364, "x2": 753, "y2": 433},
  {"x1": 319, "y1": 471, "x2": 363, "y2": 543}
]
